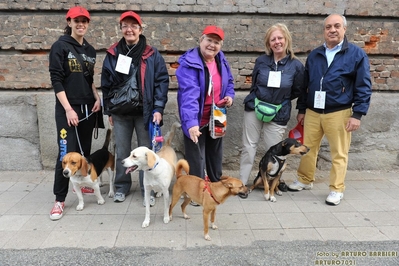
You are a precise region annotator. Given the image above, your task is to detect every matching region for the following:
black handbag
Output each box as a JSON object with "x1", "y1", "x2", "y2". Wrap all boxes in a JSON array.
[{"x1": 105, "y1": 67, "x2": 143, "y2": 115}]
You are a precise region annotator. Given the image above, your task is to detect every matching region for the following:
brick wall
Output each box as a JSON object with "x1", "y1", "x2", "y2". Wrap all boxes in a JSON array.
[{"x1": 1, "y1": 0, "x2": 399, "y2": 91}]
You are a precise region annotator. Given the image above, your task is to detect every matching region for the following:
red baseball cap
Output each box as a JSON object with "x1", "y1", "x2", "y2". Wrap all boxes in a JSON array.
[
  {"x1": 119, "y1": 11, "x2": 142, "y2": 26},
  {"x1": 202, "y1": 25, "x2": 224, "y2": 40},
  {"x1": 66, "y1": 6, "x2": 90, "y2": 21}
]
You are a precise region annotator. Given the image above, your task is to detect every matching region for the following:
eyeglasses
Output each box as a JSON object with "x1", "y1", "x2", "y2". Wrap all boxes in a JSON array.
[
  {"x1": 121, "y1": 24, "x2": 141, "y2": 31},
  {"x1": 73, "y1": 18, "x2": 89, "y2": 24}
]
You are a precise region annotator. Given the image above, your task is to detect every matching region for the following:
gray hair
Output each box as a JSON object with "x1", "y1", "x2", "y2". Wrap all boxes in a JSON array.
[
  {"x1": 324, "y1": 14, "x2": 347, "y2": 27},
  {"x1": 200, "y1": 34, "x2": 224, "y2": 46}
]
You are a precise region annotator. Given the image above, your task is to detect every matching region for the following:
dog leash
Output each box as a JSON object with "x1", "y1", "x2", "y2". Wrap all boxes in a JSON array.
[{"x1": 74, "y1": 108, "x2": 95, "y2": 156}]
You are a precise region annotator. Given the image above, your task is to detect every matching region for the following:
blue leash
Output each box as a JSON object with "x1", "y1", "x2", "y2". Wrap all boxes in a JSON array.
[{"x1": 149, "y1": 118, "x2": 163, "y2": 152}]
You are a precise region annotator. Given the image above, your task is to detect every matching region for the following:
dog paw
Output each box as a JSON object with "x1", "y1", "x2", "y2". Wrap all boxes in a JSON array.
[
  {"x1": 183, "y1": 213, "x2": 190, "y2": 219},
  {"x1": 211, "y1": 223, "x2": 218, "y2": 230},
  {"x1": 108, "y1": 191, "x2": 114, "y2": 198},
  {"x1": 142, "y1": 220, "x2": 150, "y2": 228},
  {"x1": 98, "y1": 199, "x2": 105, "y2": 205},
  {"x1": 276, "y1": 190, "x2": 283, "y2": 196},
  {"x1": 76, "y1": 204, "x2": 84, "y2": 211},
  {"x1": 204, "y1": 234, "x2": 212, "y2": 241},
  {"x1": 264, "y1": 193, "x2": 270, "y2": 201},
  {"x1": 156, "y1": 192, "x2": 163, "y2": 198},
  {"x1": 270, "y1": 196, "x2": 277, "y2": 202},
  {"x1": 163, "y1": 217, "x2": 170, "y2": 224}
]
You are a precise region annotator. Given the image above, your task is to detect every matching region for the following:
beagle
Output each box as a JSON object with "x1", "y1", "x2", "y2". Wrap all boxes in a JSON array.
[{"x1": 62, "y1": 129, "x2": 115, "y2": 211}]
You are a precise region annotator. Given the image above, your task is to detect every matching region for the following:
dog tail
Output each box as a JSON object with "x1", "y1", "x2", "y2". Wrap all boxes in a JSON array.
[
  {"x1": 164, "y1": 121, "x2": 181, "y2": 147},
  {"x1": 103, "y1": 129, "x2": 112, "y2": 149},
  {"x1": 176, "y1": 159, "x2": 189, "y2": 178}
]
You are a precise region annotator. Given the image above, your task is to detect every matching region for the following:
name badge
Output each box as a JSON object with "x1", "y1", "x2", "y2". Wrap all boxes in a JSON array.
[
  {"x1": 115, "y1": 54, "x2": 132, "y2": 75},
  {"x1": 314, "y1": 91, "x2": 326, "y2": 109},
  {"x1": 267, "y1": 71, "x2": 281, "y2": 88}
]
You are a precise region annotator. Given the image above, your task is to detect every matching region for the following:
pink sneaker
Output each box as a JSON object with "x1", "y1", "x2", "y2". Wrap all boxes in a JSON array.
[
  {"x1": 49, "y1": 201, "x2": 65, "y2": 221},
  {"x1": 72, "y1": 186, "x2": 95, "y2": 195}
]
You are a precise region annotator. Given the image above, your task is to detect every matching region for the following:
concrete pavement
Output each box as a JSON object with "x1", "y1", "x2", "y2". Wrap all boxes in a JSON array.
[{"x1": 0, "y1": 169, "x2": 399, "y2": 250}]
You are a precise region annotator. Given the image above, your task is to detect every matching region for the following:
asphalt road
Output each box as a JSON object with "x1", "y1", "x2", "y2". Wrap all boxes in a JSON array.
[{"x1": 0, "y1": 240, "x2": 398, "y2": 266}]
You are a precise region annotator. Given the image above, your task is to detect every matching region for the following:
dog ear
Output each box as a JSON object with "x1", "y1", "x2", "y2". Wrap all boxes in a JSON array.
[
  {"x1": 147, "y1": 150, "x2": 157, "y2": 168},
  {"x1": 81, "y1": 157, "x2": 89, "y2": 176},
  {"x1": 220, "y1": 176, "x2": 233, "y2": 188}
]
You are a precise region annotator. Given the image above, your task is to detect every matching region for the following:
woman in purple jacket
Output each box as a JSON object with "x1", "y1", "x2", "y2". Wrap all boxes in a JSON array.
[{"x1": 176, "y1": 25, "x2": 235, "y2": 187}]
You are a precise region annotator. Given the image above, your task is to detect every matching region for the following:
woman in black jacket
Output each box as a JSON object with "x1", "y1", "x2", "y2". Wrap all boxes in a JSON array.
[
  {"x1": 101, "y1": 11, "x2": 169, "y2": 205},
  {"x1": 48, "y1": 6, "x2": 101, "y2": 220}
]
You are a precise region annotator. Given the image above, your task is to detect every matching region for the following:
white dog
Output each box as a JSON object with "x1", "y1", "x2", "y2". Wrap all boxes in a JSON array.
[{"x1": 122, "y1": 122, "x2": 179, "y2": 228}]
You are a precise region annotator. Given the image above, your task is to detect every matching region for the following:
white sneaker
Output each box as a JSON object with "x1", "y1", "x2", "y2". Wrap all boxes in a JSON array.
[
  {"x1": 325, "y1": 191, "x2": 344, "y2": 206},
  {"x1": 287, "y1": 180, "x2": 313, "y2": 191}
]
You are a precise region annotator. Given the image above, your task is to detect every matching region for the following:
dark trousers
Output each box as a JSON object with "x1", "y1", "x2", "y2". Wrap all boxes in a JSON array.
[
  {"x1": 53, "y1": 103, "x2": 96, "y2": 202},
  {"x1": 183, "y1": 125, "x2": 223, "y2": 182}
]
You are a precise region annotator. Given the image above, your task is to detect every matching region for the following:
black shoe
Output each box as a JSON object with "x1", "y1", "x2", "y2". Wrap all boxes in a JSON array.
[
  {"x1": 190, "y1": 201, "x2": 200, "y2": 207},
  {"x1": 278, "y1": 180, "x2": 288, "y2": 192}
]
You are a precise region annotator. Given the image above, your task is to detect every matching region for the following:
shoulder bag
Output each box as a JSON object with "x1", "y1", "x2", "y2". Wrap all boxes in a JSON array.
[{"x1": 104, "y1": 66, "x2": 142, "y2": 115}]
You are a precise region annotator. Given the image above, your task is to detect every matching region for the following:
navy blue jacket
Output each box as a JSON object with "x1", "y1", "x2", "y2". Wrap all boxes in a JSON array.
[
  {"x1": 297, "y1": 36, "x2": 372, "y2": 119},
  {"x1": 244, "y1": 54, "x2": 305, "y2": 125},
  {"x1": 101, "y1": 42, "x2": 169, "y2": 128}
]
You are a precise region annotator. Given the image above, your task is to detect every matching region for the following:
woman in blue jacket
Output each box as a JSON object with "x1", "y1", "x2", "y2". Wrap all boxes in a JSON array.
[
  {"x1": 239, "y1": 23, "x2": 306, "y2": 193},
  {"x1": 176, "y1": 25, "x2": 235, "y2": 185},
  {"x1": 101, "y1": 11, "x2": 169, "y2": 205}
]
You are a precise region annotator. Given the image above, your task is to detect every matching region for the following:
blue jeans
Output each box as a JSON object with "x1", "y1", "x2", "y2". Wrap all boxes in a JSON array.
[{"x1": 112, "y1": 114, "x2": 151, "y2": 196}]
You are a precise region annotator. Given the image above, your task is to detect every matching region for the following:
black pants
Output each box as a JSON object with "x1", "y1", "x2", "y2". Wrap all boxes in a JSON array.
[
  {"x1": 53, "y1": 103, "x2": 96, "y2": 202},
  {"x1": 183, "y1": 125, "x2": 223, "y2": 182}
]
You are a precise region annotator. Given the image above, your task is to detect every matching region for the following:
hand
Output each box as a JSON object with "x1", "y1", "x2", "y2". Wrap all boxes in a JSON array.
[
  {"x1": 297, "y1": 113, "x2": 305, "y2": 125},
  {"x1": 224, "y1": 96, "x2": 233, "y2": 107},
  {"x1": 188, "y1": 126, "x2": 202, "y2": 144},
  {"x1": 108, "y1": 116, "x2": 113, "y2": 127},
  {"x1": 346, "y1": 117, "x2": 361, "y2": 132},
  {"x1": 91, "y1": 99, "x2": 101, "y2": 112},
  {"x1": 153, "y1": 112, "x2": 162, "y2": 125},
  {"x1": 66, "y1": 109, "x2": 79, "y2": 127}
]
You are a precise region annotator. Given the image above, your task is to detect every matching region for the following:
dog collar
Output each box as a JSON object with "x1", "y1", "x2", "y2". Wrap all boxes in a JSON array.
[{"x1": 148, "y1": 160, "x2": 159, "y2": 171}]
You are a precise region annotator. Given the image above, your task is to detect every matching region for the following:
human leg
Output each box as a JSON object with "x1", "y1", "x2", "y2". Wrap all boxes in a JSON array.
[
  {"x1": 262, "y1": 122, "x2": 287, "y2": 151},
  {"x1": 205, "y1": 132, "x2": 223, "y2": 182},
  {"x1": 323, "y1": 109, "x2": 352, "y2": 193},
  {"x1": 288, "y1": 109, "x2": 323, "y2": 191},
  {"x1": 183, "y1": 128, "x2": 206, "y2": 179},
  {"x1": 51, "y1": 106, "x2": 79, "y2": 220},
  {"x1": 297, "y1": 109, "x2": 324, "y2": 184},
  {"x1": 112, "y1": 114, "x2": 134, "y2": 197},
  {"x1": 239, "y1": 111, "x2": 262, "y2": 185}
]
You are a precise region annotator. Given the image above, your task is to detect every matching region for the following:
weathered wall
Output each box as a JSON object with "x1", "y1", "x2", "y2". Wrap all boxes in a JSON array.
[{"x1": 1, "y1": 0, "x2": 399, "y2": 171}]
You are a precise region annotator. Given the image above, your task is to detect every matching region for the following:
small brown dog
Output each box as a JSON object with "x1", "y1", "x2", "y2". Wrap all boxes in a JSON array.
[{"x1": 169, "y1": 159, "x2": 248, "y2": 241}]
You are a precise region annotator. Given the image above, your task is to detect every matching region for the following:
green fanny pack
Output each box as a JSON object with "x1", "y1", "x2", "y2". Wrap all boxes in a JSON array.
[{"x1": 254, "y1": 98, "x2": 282, "y2": 122}]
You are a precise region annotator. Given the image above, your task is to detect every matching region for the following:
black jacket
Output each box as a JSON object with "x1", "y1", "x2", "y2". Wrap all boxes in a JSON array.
[
  {"x1": 49, "y1": 35, "x2": 96, "y2": 105},
  {"x1": 101, "y1": 42, "x2": 169, "y2": 129}
]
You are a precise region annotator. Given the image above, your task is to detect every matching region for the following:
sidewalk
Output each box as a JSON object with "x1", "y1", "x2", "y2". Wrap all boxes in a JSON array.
[{"x1": 0, "y1": 169, "x2": 398, "y2": 250}]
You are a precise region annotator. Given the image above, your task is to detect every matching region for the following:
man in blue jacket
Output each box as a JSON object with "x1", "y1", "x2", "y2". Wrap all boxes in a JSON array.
[{"x1": 288, "y1": 14, "x2": 372, "y2": 206}]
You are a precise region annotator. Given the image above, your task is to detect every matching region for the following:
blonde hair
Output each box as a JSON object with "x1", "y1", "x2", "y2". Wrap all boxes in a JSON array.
[{"x1": 264, "y1": 23, "x2": 295, "y2": 59}]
